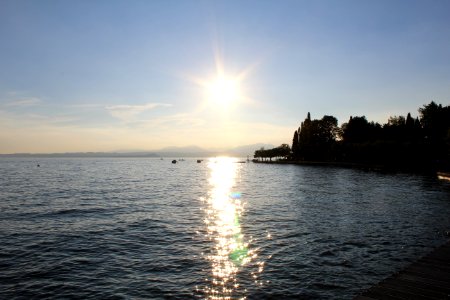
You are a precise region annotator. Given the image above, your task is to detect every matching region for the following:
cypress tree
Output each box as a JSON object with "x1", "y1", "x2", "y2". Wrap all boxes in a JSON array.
[{"x1": 292, "y1": 130, "x2": 299, "y2": 159}]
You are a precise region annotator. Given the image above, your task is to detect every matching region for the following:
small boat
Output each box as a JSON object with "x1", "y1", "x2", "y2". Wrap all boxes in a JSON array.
[{"x1": 172, "y1": 160, "x2": 177, "y2": 164}]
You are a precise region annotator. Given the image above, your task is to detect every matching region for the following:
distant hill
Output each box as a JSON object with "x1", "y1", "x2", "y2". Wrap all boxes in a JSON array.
[
  {"x1": 156, "y1": 144, "x2": 275, "y2": 157},
  {"x1": 153, "y1": 145, "x2": 214, "y2": 157},
  {"x1": 153, "y1": 144, "x2": 275, "y2": 157},
  {"x1": 158, "y1": 145, "x2": 209, "y2": 153},
  {"x1": 0, "y1": 143, "x2": 276, "y2": 158},
  {"x1": 0, "y1": 152, "x2": 159, "y2": 158},
  {"x1": 227, "y1": 143, "x2": 275, "y2": 157}
]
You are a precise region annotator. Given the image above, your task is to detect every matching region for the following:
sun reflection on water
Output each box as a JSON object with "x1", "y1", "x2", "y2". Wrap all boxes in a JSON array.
[{"x1": 200, "y1": 157, "x2": 259, "y2": 299}]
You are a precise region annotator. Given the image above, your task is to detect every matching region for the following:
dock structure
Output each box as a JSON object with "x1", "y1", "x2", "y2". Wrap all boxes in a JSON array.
[{"x1": 355, "y1": 240, "x2": 450, "y2": 300}]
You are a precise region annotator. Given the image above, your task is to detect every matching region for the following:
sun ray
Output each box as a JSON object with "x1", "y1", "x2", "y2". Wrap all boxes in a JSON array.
[{"x1": 175, "y1": 39, "x2": 262, "y2": 117}]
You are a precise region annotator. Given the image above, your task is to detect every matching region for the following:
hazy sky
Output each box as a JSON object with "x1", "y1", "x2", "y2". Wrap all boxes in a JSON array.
[{"x1": 1, "y1": 0, "x2": 449, "y2": 153}]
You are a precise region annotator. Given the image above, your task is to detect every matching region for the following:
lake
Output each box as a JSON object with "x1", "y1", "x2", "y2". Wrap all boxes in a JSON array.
[{"x1": 0, "y1": 157, "x2": 449, "y2": 299}]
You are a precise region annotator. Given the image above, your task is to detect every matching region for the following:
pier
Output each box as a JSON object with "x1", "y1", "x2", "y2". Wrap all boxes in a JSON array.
[{"x1": 355, "y1": 240, "x2": 450, "y2": 299}]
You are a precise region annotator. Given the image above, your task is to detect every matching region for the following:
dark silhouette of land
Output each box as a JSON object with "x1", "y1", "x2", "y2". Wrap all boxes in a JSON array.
[
  {"x1": 0, "y1": 143, "x2": 274, "y2": 159},
  {"x1": 0, "y1": 152, "x2": 160, "y2": 158},
  {"x1": 254, "y1": 101, "x2": 450, "y2": 172}
]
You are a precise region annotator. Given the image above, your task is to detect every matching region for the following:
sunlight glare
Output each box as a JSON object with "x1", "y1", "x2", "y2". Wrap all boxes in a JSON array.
[
  {"x1": 202, "y1": 157, "x2": 252, "y2": 299},
  {"x1": 206, "y1": 75, "x2": 240, "y2": 108}
]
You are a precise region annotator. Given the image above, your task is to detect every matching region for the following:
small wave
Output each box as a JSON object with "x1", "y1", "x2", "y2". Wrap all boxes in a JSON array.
[
  {"x1": 44, "y1": 207, "x2": 111, "y2": 217},
  {"x1": 311, "y1": 282, "x2": 346, "y2": 290},
  {"x1": 319, "y1": 250, "x2": 336, "y2": 257},
  {"x1": 342, "y1": 240, "x2": 369, "y2": 248}
]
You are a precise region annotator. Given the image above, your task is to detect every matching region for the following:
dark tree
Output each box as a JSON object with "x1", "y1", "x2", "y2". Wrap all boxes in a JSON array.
[
  {"x1": 319, "y1": 115, "x2": 339, "y2": 144},
  {"x1": 254, "y1": 144, "x2": 291, "y2": 161},
  {"x1": 342, "y1": 116, "x2": 371, "y2": 143},
  {"x1": 406, "y1": 113, "x2": 414, "y2": 128},
  {"x1": 259, "y1": 101, "x2": 450, "y2": 171},
  {"x1": 419, "y1": 101, "x2": 450, "y2": 141},
  {"x1": 419, "y1": 101, "x2": 450, "y2": 168},
  {"x1": 291, "y1": 130, "x2": 299, "y2": 159},
  {"x1": 295, "y1": 114, "x2": 340, "y2": 161}
]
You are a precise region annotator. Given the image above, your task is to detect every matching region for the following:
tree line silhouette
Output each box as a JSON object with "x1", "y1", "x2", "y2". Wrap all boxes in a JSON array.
[
  {"x1": 254, "y1": 144, "x2": 290, "y2": 161},
  {"x1": 254, "y1": 101, "x2": 450, "y2": 171}
]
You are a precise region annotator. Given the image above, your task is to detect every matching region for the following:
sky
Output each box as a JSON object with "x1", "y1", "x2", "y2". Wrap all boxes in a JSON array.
[{"x1": 1, "y1": 0, "x2": 450, "y2": 153}]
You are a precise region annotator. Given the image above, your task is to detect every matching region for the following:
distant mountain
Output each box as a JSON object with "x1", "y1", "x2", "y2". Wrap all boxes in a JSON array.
[
  {"x1": 0, "y1": 152, "x2": 159, "y2": 158},
  {"x1": 155, "y1": 143, "x2": 275, "y2": 157},
  {"x1": 0, "y1": 143, "x2": 276, "y2": 158},
  {"x1": 227, "y1": 143, "x2": 275, "y2": 157},
  {"x1": 153, "y1": 145, "x2": 213, "y2": 158},
  {"x1": 157, "y1": 145, "x2": 209, "y2": 153}
]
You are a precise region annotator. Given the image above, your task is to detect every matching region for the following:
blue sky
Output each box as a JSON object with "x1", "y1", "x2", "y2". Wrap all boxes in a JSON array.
[{"x1": 1, "y1": 0, "x2": 449, "y2": 153}]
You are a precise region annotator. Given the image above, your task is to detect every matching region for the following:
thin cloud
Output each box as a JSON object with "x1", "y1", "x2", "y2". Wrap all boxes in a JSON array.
[
  {"x1": 0, "y1": 109, "x2": 81, "y2": 128},
  {"x1": 69, "y1": 103, "x2": 104, "y2": 109},
  {"x1": 143, "y1": 113, "x2": 206, "y2": 127},
  {"x1": 4, "y1": 97, "x2": 42, "y2": 107},
  {"x1": 106, "y1": 103, "x2": 172, "y2": 121}
]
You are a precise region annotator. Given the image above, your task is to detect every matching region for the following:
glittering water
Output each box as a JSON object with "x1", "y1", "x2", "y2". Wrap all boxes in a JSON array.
[{"x1": 0, "y1": 157, "x2": 449, "y2": 299}]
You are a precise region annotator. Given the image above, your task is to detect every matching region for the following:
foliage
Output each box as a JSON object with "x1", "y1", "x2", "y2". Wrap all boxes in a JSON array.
[
  {"x1": 293, "y1": 113, "x2": 340, "y2": 161},
  {"x1": 254, "y1": 144, "x2": 291, "y2": 161},
  {"x1": 282, "y1": 101, "x2": 450, "y2": 171}
]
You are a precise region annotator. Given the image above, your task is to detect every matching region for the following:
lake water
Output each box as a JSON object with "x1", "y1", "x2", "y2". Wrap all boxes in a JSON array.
[{"x1": 1, "y1": 157, "x2": 449, "y2": 299}]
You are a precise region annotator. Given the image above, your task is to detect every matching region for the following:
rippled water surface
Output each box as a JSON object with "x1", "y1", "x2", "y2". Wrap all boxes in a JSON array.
[{"x1": 1, "y1": 157, "x2": 449, "y2": 299}]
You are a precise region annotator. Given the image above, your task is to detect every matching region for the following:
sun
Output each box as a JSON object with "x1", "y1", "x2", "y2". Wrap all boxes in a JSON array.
[
  {"x1": 205, "y1": 75, "x2": 240, "y2": 108},
  {"x1": 183, "y1": 54, "x2": 254, "y2": 113}
]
